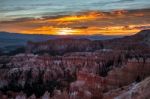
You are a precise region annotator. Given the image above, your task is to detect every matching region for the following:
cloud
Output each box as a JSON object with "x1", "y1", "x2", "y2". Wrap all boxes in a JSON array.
[
  {"x1": 19, "y1": 24, "x2": 150, "y2": 35},
  {"x1": 0, "y1": 9, "x2": 150, "y2": 35}
]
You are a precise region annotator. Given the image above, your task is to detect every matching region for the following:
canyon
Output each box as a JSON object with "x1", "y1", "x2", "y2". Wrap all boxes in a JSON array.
[{"x1": 0, "y1": 30, "x2": 150, "y2": 99}]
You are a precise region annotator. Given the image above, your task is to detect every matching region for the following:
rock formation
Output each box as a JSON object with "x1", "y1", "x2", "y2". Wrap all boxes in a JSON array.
[{"x1": 0, "y1": 30, "x2": 150, "y2": 98}]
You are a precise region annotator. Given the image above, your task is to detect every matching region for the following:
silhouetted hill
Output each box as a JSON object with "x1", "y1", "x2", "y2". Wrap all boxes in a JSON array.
[
  {"x1": 135, "y1": 29, "x2": 150, "y2": 37},
  {"x1": 135, "y1": 29, "x2": 150, "y2": 46},
  {"x1": 103, "y1": 29, "x2": 150, "y2": 50}
]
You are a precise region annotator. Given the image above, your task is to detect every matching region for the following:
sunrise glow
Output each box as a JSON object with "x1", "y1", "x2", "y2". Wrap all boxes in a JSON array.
[
  {"x1": 57, "y1": 28, "x2": 78, "y2": 35},
  {"x1": 0, "y1": 1, "x2": 150, "y2": 35},
  {"x1": 20, "y1": 23, "x2": 150, "y2": 35}
]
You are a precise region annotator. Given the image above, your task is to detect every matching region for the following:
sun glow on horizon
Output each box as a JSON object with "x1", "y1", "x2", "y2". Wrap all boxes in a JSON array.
[
  {"x1": 19, "y1": 25, "x2": 148, "y2": 36},
  {"x1": 1, "y1": 10, "x2": 150, "y2": 36},
  {"x1": 57, "y1": 28, "x2": 78, "y2": 35}
]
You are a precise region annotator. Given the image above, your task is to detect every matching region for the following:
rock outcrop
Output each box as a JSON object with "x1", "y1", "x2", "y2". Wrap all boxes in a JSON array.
[
  {"x1": 27, "y1": 39, "x2": 103, "y2": 55},
  {"x1": 103, "y1": 76, "x2": 150, "y2": 99}
]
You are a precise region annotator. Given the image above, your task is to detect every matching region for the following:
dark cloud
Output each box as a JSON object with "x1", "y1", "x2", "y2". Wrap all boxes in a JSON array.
[
  {"x1": 1, "y1": 0, "x2": 150, "y2": 22},
  {"x1": 0, "y1": 7, "x2": 33, "y2": 13}
]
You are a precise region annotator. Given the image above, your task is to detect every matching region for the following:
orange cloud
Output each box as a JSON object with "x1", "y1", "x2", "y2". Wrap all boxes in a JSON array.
[
  {"x1": 0, "y1": 9, "x2": 150, "y2": 35},
  {"x1": 55, "y1": 11, "x2": 104, "y2": 21},
  {"x1": 21, "y1": 26, "x2": 80, "y2": 35},
  {"x1": 111, "y1": 10, "x2": 128, "y2": 16},
  {"x1": 20, "y1": 24, "x2": 150, "y2": 35}
]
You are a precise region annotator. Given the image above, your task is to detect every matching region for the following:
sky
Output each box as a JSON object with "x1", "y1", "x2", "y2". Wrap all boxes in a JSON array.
[{"x1": 0, "y1": 0, "x2": 150, "y2": 35}]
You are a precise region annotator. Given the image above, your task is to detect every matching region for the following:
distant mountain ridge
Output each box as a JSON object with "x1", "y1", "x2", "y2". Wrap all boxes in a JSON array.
[
  {"x1": 103, "y1": 29, "x2": 150, "y2": 48},
  {"x1": 135, "y1": 29, "x2": 150, "y2": 37},
  {"x1": 124, "y1": 29, "x2": 150, "y2": 46},
  {"x1": 0, "y1": 31, "x2": 122, "y2": 52},
  {"x1": 26, "y1": 29, "x2": 150, "y2": 55},
  {"x1": 0, "y1": 30, "x2": 149, "y2": 53},
  {"x1": 135, "y1": 30, "x2": 150, "y2": 46}
]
